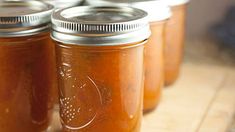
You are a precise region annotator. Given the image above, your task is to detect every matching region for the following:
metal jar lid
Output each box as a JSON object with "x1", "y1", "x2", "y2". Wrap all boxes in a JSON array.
[
  {"x1": 131, "y1": 0, "x2": 171, "y2": 22},
  {"x1": 85, "y1": 0, "x2": 171, "y2": 22},
  {"x1": 40, "y1": 0, "x2": 84, "y2": 9},
  {"x1": 0, "y1": 0, "x2": 54, "y2": 37},
  {"x1": 51, "y1": 6, "x2": 151, "y2": 46},
  {"x1": 165, "y1": 0, "x2": 190, "y2": 6}
]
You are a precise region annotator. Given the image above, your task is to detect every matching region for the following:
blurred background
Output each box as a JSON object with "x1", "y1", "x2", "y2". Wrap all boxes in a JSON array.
[
  {"x1": 187, "y1": 0, "x2": 235, "y2": 38},
  {"x1": 178, "y1": 0, "x2": 235, "y2": 131},
  {"x1": 185, "y1": 0, "x2": 235, "y2": 66}
]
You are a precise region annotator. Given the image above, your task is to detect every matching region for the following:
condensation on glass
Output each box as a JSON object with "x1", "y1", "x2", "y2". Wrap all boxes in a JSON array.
[
  {"x1": 0, "y1": 1, "x2": 57, "y2": 132},
  {"x1": 164, "y1": 0, "x2": 189, "y2": 85},
  {"x1": 51, "y1": 6, "x2": 150, "y2": 132}
]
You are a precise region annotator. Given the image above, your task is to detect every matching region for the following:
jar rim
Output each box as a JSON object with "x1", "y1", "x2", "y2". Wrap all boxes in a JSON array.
[
  {"x1": 165, "y1": 0, "x2": 190, "y2": 6},
  {"x1": 0, "y1": 0, "x2": 54, "y2": 37},
  {"x1": 51, "y1": 6, "x2": 151, "y2": 46},
  {"x1": 85, "y1": 0, "x2": 172, "y2": 22},
  {"x1": 40, "y1": 0, "x2": 84, "y2": 8}
]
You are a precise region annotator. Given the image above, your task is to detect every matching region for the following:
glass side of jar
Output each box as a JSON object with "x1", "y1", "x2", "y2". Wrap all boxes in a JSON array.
[
  {"x1": 54, "y1": 41, "x2": 146, "y2": 132},
  {"x1": 165, "y1": 4, "x2": 187, "y2": 86},
  {"x1": 0, "y1": 33, "x2": 57, "y2": 132},
  {"x1": 144, "y1": 21, "x2": 166, "y2": 113}
]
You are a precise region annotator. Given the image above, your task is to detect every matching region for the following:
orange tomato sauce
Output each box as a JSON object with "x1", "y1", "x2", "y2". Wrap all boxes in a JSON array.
[
  {"x1": 165, "y1": 4, "x2": 187, "y2": 86},
  {"x1": 55, "y1": 41, "x2": 146, "y2": 132},
  {"x1": 144, "y1": 21, "x2": 166, "y2": 112},
  {"x1": 0, "y1": 33, "x2": 57, "y2": 132}
]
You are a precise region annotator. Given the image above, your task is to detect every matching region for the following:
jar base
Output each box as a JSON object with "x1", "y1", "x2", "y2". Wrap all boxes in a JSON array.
[
  {"x1": 143, "y1": 104, "x2": 160, "y2": 114},
  {"x1": 164, "y1": 67, "x2": 181, "y2": 86}
]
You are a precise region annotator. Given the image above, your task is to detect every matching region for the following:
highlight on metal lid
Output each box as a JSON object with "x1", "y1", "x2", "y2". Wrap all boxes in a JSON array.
[
  {"x1": 40, "y1": 0, "x2": 84, "y2": 9},
  {"x1": 131, "y1": 0, "x2": 171, "y2": 22},
  {"x1": 51, "y1": 6, "x2": 151, "y2": 46},
  {"x1": 0, "y1": 0, "x2": 54, "y2": 37},
  {"x1": 85, "y1": 0, "x2": 189, "y2": 7},
  {"x1": 164, "y1": 0, "x2": 190, "y2": 6},
  {"x1": 85, "y1": 0, "x2": 171, "y2": 22}
]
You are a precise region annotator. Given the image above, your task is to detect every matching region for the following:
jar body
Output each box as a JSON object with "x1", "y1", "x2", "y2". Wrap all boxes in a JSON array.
[
  {"x1": 55, "y1": 42, "x2": 145, "y2": 132},
  {"x1": 0, "y1": 33, "x2": 57, "y2": 132},
  {"x1": 165, "y1": 4, "x2": 187, "y2": 85},
  {"x1": 144, "y1": 21, "x2": 166, "y2": 112}
]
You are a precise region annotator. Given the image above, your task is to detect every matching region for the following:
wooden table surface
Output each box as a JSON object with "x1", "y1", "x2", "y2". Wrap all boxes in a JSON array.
[
  {"x1": 142, "y1": 38, "x2": 235, "y2": 132},
  {"x1": 142, "y1": 63, "x2": 235, "y2": 132}
]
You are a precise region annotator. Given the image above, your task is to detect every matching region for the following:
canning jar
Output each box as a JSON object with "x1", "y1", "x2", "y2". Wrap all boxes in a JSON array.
[
  {"x1": 0, "y1": 1, "x2": 56, "y2": 132},
  {"x1": 85, "y1": 0, "x2": 171, "y2": 113},
  {"x1": 51, "y1": 6, "x2": 150, "y2": 132},
  {"x1": 132, "y1": 0, "x2": 171, "y2": 112},
  {"x1": 164, "y1": 0, "x2": 189, "y2": 85}
]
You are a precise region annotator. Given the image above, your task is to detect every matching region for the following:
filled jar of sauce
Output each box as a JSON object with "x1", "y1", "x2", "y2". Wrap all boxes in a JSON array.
[
  {"x1": 85, "y1": 0, "x2": 171, "y2": 113},
  {"x1": 51, "y1": 6, "x2": 150, "y2": 132},
  {"x1": 164, "y1": 0, "x2": 189, "y2": 85},
  {"x1": 0, "y1": 1, "x2": 56, "y2": 132},
  {"x1": 131, "y1": 0, "x2": 171, "y2": 112}
]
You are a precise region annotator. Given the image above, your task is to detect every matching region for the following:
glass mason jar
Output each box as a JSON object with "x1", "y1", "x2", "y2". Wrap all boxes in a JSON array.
[
  {"x1": 0, "y1": 1, "x2": 57, "y2": 132},
  {"x1": 85, "y1": 0, "x2": 172, "y2": 113},
  {"x1": 51, "y1": 6, "x2": 150, "y2": 132},
  {"x1": 132, "y1": 1, "x2": 171, "y2": 112},
  {"x1": 164, "y1": 0, "x2": 189, "y2": 86}
]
